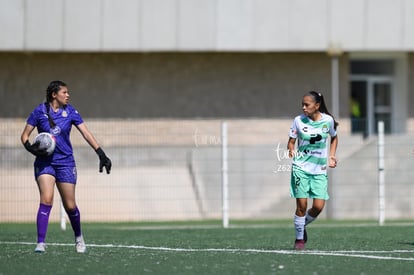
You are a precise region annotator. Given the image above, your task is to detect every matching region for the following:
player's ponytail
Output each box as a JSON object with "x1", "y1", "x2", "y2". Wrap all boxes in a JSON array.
[
  {"x1": 44, "y1": 80, "x2": 66, "y2": 129},
  {"x1": 308, "y1": 91, "x2": 339, "y2": 130}
]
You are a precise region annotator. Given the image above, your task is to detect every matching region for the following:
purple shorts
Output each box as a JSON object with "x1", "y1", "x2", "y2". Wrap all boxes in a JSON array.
[{"x1": 34, "y1": 163, "x2": 77, "y2": 184}]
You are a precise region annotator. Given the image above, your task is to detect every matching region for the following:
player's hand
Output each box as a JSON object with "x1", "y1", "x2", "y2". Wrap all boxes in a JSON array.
[
  {"x1": 96, "y1": 147, "x2": 112, "y2": 174},
  {"x1": 328, "y1": 156, "x2": 337, "y2": 168},
  {"x1": 24, "y1": 140, "x2": 48, "y2": 157}
]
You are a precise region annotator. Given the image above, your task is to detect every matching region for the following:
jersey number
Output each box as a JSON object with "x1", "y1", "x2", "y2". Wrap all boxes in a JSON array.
[{"x1": 309, "y1": 134, "x2": 322, "y2": 144}]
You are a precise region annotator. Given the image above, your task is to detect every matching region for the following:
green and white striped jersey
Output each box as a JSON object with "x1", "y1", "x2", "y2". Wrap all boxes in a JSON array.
[{"x1": 289, "y1": 113, "x2": 337, "y2": 174}]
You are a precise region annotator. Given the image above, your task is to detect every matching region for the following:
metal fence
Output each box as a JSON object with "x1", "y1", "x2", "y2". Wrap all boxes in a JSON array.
[{"x1": 1, "y1": 118, "x2": 414, "y2": 224}]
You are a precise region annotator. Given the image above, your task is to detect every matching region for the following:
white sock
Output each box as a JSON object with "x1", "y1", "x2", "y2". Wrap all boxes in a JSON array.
[
  {"x1": 294, "y1": 215, "x2": 306, "y2": 240},
  {"x1": 305, "y1": 212, "x2": 316, "y2": 226}
]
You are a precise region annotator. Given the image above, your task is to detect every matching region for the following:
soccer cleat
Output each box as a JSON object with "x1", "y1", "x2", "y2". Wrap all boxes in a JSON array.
[
  {"x1": 294, "y1": 239, "x2": 305, "y2": 250},
  {"x1": 34, "y1": 242, "x2": 46, "y2": 253},
  {"x1": 304, "y1": 228, "x2": 308, "y2": 243},
  {"x1": 75, "y1": 235, "x2": 87, "y2": 253}
]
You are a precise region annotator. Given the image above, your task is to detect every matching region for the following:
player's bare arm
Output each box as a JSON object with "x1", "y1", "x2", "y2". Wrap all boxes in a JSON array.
[
  {"x1": 76, "y1": 122, "x2": 112, "y2": 174},
  {"x1": 287, "y1": 137, "x2": 296, "y2": 158},
  {"x1": 20, "y1": 124, "x2": 35, "y2": 144},
  {"x1": 75, "y1": 123, "x2": 100, "y2": 150},
  {"x1": 329, "y1": 135, "x2": 338, "y2": 168}
]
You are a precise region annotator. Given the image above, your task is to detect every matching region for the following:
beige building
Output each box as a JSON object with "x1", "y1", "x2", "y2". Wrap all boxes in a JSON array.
[
  {"x1": 1, "y1": 0, "x2": 414, "y2": 222},
  {"x1": 1, "y1": 0, "x2": 413, "y2": 133}
]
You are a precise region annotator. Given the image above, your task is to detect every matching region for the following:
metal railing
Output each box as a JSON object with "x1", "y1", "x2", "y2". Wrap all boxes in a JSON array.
[{"x1": 1, "y1": 118, "x2": 414, "y2": 224}]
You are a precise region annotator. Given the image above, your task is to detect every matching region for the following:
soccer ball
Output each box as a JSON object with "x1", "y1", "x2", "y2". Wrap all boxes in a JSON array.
[{"x1": 33, "y1": 132, "x2": 56, "y2": 156}]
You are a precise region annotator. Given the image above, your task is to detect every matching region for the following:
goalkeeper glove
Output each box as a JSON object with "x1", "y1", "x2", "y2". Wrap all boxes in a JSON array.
[
  {"x1": 24, "y1": 140, "x2": 48, "y2": 157},
  {"x1": 96, "y1": 147, "x2": 112, "y2": 174}
]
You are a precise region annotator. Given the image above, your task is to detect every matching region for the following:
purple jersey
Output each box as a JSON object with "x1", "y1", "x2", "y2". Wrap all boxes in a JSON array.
[{"x1": 26, "y1": 103, "x2": 83, "y2": 166}]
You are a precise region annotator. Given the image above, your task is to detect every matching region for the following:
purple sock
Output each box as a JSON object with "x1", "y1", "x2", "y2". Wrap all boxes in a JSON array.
[
  {"x1": 68, "y1": 207, "x2": 82, "y2": 237},
  {"x1": 36, "y1": 203, "x2": 52, "y2": 243}
]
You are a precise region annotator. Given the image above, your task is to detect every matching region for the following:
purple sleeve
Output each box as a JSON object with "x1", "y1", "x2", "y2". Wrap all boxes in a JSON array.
[
  {"x1": 26, "y1": 106, "x2": 41, "y2": 127},
  {"x1": 70, "y1": 106, "x2": 84, "y2": 126}
]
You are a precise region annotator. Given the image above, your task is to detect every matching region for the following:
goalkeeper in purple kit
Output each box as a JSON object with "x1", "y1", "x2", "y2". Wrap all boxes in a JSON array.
[{"x1": 20, "y1": 80, "x2": 111, "y2": 253}]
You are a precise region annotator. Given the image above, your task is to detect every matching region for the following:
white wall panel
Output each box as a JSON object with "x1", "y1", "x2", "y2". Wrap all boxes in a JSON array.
[
  {"x1": 102, "y1": 0, "x2": 140, "y2": 50},
  {"x1": 402, "y1": 0, "x2": 414, "y2": 50},
  {"x1": 25, "y1": 0, "x2": 64, "y2": 50},
  {"x1": 64, "y1": 0, "x2": 101, "y2": 50},
  {"x1": 252, "y1": 0, "x2": 289, "y2": 50},
  {"x1": 140, "y1": 0, "x2": 177, "y2": 50},
  {"x1": 1, "y1": 0, "x2": 414, "y2": 52},
  {"x1": 330, "y1": 0, "x2": 365, "y2": 50},
  {"x1": 177, "y1": 0, "x2": 216, "y2": 50},
  {"x1": 216, "y1": 0, "x2": 254, "y2": 50},
  {"x1": 288, "y1": 0, "x2": 328, "y2": 50},
  {"x1": 365, "y1": 0, "x2": 403, "y2": 50},
  {"x1": 0, "y1": 0, "x2": 24, "y2": 50}
]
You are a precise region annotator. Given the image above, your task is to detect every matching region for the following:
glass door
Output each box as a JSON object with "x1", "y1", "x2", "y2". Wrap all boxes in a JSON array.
[
  {"x1": 350, "y1": 81, "x2": 367, "y2": 135},
  {"x1": 373, "y1": 82, "x2": 392, "y2": 134},
  {"x1": 350, "y1": 76, "x2": 393, "y2": 136}
]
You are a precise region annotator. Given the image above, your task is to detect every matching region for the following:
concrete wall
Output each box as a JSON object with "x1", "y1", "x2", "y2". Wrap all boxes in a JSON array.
[
  {"x1": 409, "y1": 54, "x2": 414, "y2": 117},
  {"x1": 0, "y1": 52, "x2": 349, "y2": 119},
  {"x1": 1, "y1": 0, "x2": 414, "y2": 52}
]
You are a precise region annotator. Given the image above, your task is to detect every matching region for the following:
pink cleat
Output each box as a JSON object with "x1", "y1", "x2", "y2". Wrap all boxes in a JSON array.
[{"x1": 294, "y1": 239, "x2": 305, "y2": 250}]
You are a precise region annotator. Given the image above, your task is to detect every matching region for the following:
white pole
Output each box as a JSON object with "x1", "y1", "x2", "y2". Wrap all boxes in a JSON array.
[
  {"x1": 331, "y1": 55, "x2": 339, "y2": 118},
  {"x1": 327, "y1": 43, "x2": 342, "y2": 118},
  {"x1": 378, "y1": 121, "x2": 385, "y2": 226},
  {"x1": 221, "y1": 121, "x2": 229, "y2": 228},
  {"x1": 60, "y1": 201, "x2": 67, "y2": 230},
  {"x1": 327, "y1": 44, "x2": 341, "y2": 219},
  {"x1": 326, "y1": 55, "x2": 340, "y2": 219}
]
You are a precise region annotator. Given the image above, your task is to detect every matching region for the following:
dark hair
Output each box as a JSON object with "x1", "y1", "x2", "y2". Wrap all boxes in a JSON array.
[
  {"x1": 46, "y1": 80, "x2": 67, "y2": 103},
  {"x1": 306, "y1": 91, "x2": 338, "y2": 130},
  {"x1": 44, "y1": 80, "x2": 67, "y2": 128}
]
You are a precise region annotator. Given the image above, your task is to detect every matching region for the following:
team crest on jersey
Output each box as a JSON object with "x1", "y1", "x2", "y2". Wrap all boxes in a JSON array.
[
  {"x1": 322, "y1": 124, "x2": 329, "y2": 133},
  {"x1": 62, "y1": 110, "x2": 68, "y2": 117}
]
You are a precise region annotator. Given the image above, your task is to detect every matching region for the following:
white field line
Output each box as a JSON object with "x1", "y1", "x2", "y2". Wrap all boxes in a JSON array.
[{"x1": 2, "y1": 241, "x2": 414, "y2": 261}]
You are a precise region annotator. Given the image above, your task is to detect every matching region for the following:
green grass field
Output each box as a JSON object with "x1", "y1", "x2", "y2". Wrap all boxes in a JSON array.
[{"x1": 1, "y1": 220, "x2": 414, "y2": 274}]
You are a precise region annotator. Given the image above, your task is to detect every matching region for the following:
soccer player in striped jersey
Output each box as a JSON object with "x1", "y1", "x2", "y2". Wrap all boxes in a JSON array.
[
  {"x1": 287, "y1": 91, "x2": 338, "y2": 250},
  {"x1": 21, "y1": 80, "x2": 112, "y2": 253}
]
